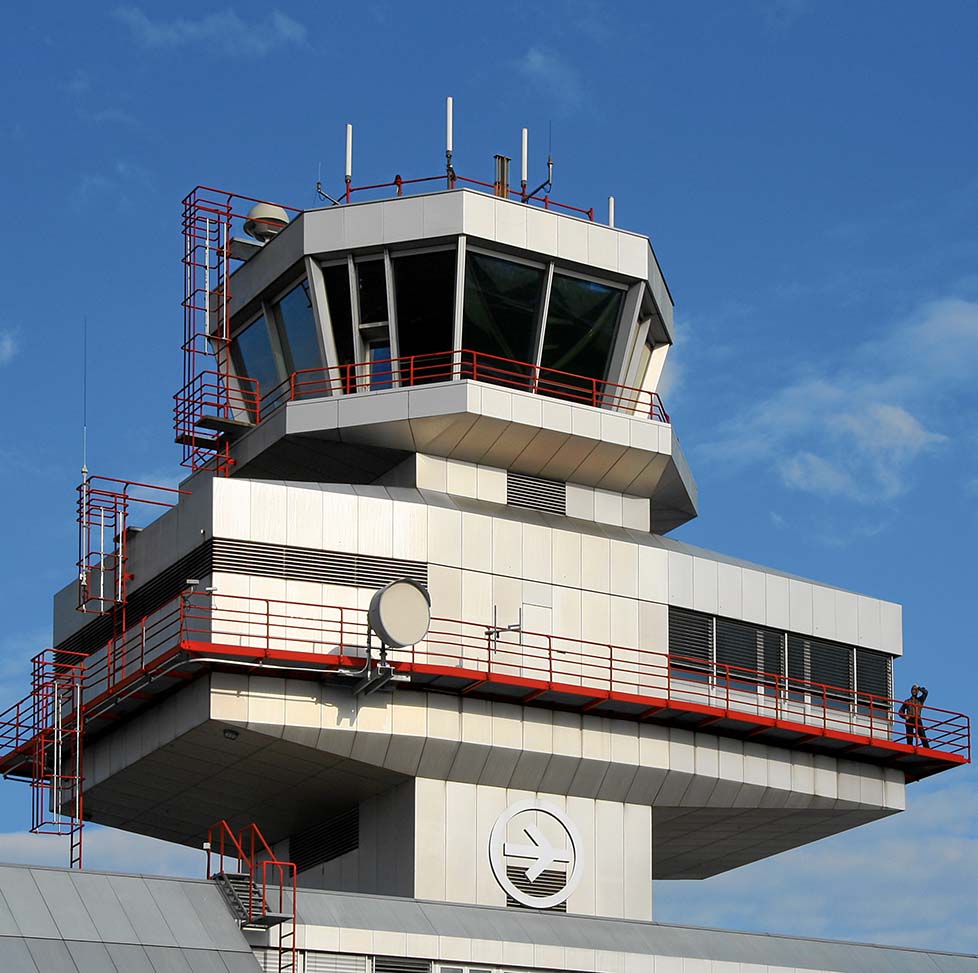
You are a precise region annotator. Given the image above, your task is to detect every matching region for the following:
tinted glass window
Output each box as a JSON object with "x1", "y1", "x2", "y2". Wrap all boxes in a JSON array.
[
  {"x1": 357, "y1": 260, "x2": 388, "y2": 323},
  {"x1": 322, "y1": 263, "x2": 355, "y2": 369},
  {"x1": 231, "y1": 315, "x2": 279, "y2": 395},
  {"x1": 369, "y1": 342, "x2": 392, "y2": 389},
  {"x1": 462, "y1": 252, "x2": 544, "y2": 370},
  {"x1": 273, "y1": 280, "x2": 321, "y2": 374},
  {"x1": 540, "y1": 274, "x2": 623, "y2": 393},
  {"x1": 393, "y1": 251, "x2": 456, "y2": 369}
]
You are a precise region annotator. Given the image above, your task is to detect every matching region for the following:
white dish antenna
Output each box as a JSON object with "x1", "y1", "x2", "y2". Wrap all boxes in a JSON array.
[{"x1": 368, "y1": 578, "x2": 431, "y2": 648}]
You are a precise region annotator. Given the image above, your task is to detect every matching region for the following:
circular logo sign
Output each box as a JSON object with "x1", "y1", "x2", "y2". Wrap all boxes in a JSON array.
[{"x1": 488, "y1": 799, "x2": 583, "y2": 909}]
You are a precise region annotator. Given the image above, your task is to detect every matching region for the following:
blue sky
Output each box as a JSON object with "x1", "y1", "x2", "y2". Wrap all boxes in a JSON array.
[{"x1": 1, "y1": 0, "x2": 977, "y2": 953}]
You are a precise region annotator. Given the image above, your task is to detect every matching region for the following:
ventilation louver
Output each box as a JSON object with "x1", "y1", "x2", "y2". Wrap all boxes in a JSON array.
[
  {"x1": 504, "y1": 865, "x2": 568, "y2": 912},
  {"x1": 290, "y1": 806, "x2": 359, "y2": 874},
  {"x1": 55, "y1": 537, "x2": 426, "y2": 655},
  {"x1": 374, "y1": 957, "x2": 432, "y2": 973},
  {"x1": 506, "y1": 471, "x2": 566, "y2": 515},
  {"x1": 305, "y1": 953, "x2": 369, "y2": 973}
]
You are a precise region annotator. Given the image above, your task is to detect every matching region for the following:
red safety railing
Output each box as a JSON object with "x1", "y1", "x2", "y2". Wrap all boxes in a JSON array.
[
  {"x1": 260, "y1": 348, "x2": 670, "y2": 423},
  {"x1": 337, "y1": 170, "x2": 594, "y2": 220},
  {"x1": 207, "y1": 819, "x2": 296, "y2": 972},
  {"x1": 179, "y1": 187, "x2": 304, "y2": 475},
  {"x1": 3, "y1": 591, "x2": 963, "y2": 769}
]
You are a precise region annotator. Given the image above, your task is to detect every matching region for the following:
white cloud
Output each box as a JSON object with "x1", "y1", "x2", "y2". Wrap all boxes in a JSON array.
[
  {"x1": 0, "y1": 826, "x2": 200, "y2": 876},
  {"x1": 114, "y1": 6, "x2": 307, "y2": 55},
  {"x1": 655, "y1": 774, "x2": 978, "y2": 952},
  {"x1": 0, "y1": 331, "x2": 18, "y2": 366},
  {"x1": 699, "y1": 297, "x2": 978, "y2": 503},
  {"x1": 517, "y1": 47, "x2": 583, "y2": 111}
]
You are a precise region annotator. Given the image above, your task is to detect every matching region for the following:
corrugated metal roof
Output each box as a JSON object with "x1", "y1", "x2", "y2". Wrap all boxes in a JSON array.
[
  {"x1": 293, "y1": 886, "x2": 978, "y2": 973},
  {"x1": 0, "y1": 864, "x2": 261, "y2": 973}
]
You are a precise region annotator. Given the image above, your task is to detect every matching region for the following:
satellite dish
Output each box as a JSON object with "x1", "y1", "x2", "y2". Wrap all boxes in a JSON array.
[
  {"x1": 243, "y1": 202, "x2": 289, "y2": 242},
  {"x1": 368, "y1": 579, "x2": 431, "y2": 648}
]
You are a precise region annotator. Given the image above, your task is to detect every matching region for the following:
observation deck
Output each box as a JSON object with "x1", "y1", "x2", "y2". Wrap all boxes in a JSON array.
[{"x1": 175, "y1": 184, "x2": 695, "y2": 528}]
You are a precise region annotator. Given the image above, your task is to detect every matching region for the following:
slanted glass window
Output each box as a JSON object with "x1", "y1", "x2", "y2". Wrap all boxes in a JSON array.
[
  {"x1": 462, "y1": 251, "x2": 544, "y2": 381},
  {"x1": 272, "y1": 280, "x2": 321, "y2": 374},
  {"x1": 369, "y1": 341, "x2": 393, "y2": 390},
  {"x1": 393, "y1": 250, "x2": 456, "y2": 381},
  {"x1": 322, "y1": 263, "x2": 355, "y2": 394},
  {"x1": 357, "y1": 259, "x2": 388, "y2": 324},
  {"x1": 231, "y1": 315, "x2": 279, "y2": 400},
  {"x1": 540, "y1": 274, "x2": 623, "y2": 402}
]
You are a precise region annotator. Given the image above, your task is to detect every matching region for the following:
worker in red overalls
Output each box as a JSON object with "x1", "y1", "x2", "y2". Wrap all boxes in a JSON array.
[{"x1": 899, "y1": 684, "x2": 929, "y2": 747}]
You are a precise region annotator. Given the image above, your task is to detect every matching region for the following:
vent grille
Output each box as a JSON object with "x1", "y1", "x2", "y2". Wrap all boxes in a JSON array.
[
  {"x1": 55, "y1": 537, "x2": 425, "y2": 656},
  {"x1": 788, "y1": 635, "x2": 853, "y2": 702},
  {"x1": 212, "y1": 538, "x2": 427, "y2": 588},
  {"x1": 856, "y1": 647, "x2": 891, "y2": 699},
  {"x1": 56, "y1": 540, "x2": 213, "y2": 655},
  {"x1": 504, "y1": 865, "x2": 568, "y2": 912},
  {"x1": 374, "y1": 957, "x2": 432, "y2": 973},
  {"x1": 506, "y1": 471, "x2": 566, "y2": 515},
  {"x1": 305, "y1": 954, "x2": 369, "y2": 973},
  {"x1": 290, "y1": 806, "x2": 359, "y2": 874},
  {"x1": 716, "y1": 617, "x2": 784, "y2": 689},
  {"x1": 668, "y1": 606, "x2": 712, "y2": 679}
]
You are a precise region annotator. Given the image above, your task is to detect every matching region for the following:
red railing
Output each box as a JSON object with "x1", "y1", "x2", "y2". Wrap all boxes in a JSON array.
[
  {"x1": 260, "y1": 348, "x2": 670, "y2": 423},
  {"x1": 207, "y1": 819, "x2": 296, "y2": 971},
  {"x1": 338, "y1": 171, "x2": 594, "y2": 220},
  {"x1": 4, "y1": 591, "x2": 963, "y2": 768}
]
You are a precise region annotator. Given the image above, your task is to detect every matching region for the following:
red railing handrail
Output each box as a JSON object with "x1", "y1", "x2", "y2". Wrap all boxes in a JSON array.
[
  {"x1": 1, "y1": 590, "x2": 966, "y2": 767},
  {"x1": 207, "y1": 818, "x2": 296, "y2": 933},
  {"x1": 257, "y1": 348, "x2": 670, "y2": 425}
]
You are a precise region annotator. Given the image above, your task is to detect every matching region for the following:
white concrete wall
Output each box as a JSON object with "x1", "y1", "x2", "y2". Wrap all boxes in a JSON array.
[
  {"x1": 207, "y1": 476, "x2": 903, "y2": 658},
  {"x1": 412, "y1": 777, "x2": 653, "y2": 920}
]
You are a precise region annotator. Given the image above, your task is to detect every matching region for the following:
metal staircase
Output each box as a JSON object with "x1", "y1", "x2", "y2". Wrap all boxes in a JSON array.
[{"x1": 208, "y1": 821, "x2": 297, "y2": 972}]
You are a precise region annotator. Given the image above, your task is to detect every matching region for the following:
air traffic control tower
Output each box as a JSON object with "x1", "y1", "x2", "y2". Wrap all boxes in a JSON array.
[{"x1": 0, "y1": 108, "x2": 973, "y2": 973}]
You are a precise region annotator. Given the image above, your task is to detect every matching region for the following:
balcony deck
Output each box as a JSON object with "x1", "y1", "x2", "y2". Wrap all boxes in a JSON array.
[{"x1": 0, "y1": 593, "x2": 967, "y2": 785}]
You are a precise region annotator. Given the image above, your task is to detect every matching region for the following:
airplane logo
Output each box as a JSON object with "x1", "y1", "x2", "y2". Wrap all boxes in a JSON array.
[
  {"x1": 488, "y1": 799, "x2": 584, "y2": 910},
  {"x1": 503, "y1": 824, "x2": 572, "y2": 882}
]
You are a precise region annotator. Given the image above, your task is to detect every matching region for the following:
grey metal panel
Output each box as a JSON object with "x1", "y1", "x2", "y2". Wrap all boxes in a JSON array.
[
  {"x1": 179, "y1": 881, "x2": 255, "y2": 952},
  {"x1": 219, "y1": 951, "x2": 265, "y2": 972},
  {"x1": 143, "y1": 878, "x2": 228, "y2": 950},
  {"x1": 144, "y1": 945, "x2": 197, "y2": 973},
  {"x1": 66, "y1": 939, "x2": 120, "y2": 973},
  {"x1": 106, "y1": 875, "x2": 179, "y2": 946},
  {"x1": 0, "y1": 886, "x2": 22, "y2": 936},
  {"x1": 0, "y1": 866, "x2": 59, "y2": 938},
  {"x1": 24, "y1": 937, "x2": 78, "y2": 971},
  {"x1": 69, "y1": 871, "x2": 139, "y2": 945},
  {"x1": 105, "y1": 943, "x2": 158, "y2": 973},
  {"x1": 31, "y1": 868, "x2": 101, "y2": 942},
  {"x1": 0, "y1": 936, "x2": 39, "y2": 972},
  {"x1": 288, "y1": 888, "x2": 978, "y2": 973}
]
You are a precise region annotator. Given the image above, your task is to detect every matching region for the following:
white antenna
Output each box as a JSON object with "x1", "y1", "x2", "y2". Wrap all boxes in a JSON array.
[
  {"x1": 81, "y1": 315, "x2": 88, "y2": 477},
  {"x1": 345, "y1": 123, "x2": 353, "y2": 201},
  {"x1": 608, "y1": 195, "x2": 615, "y2": 228},
  {"x1": 521, "y1": 127, "x2": 528, "y2": 200},
  {"x1": 445, "y1": 96, "x2": 455, "y2": 184}
]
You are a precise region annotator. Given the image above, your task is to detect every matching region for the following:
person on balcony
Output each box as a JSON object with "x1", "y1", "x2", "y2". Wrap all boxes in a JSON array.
[{"x1": 899, "y1": 684, "x2": 929, "y2": 747}]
